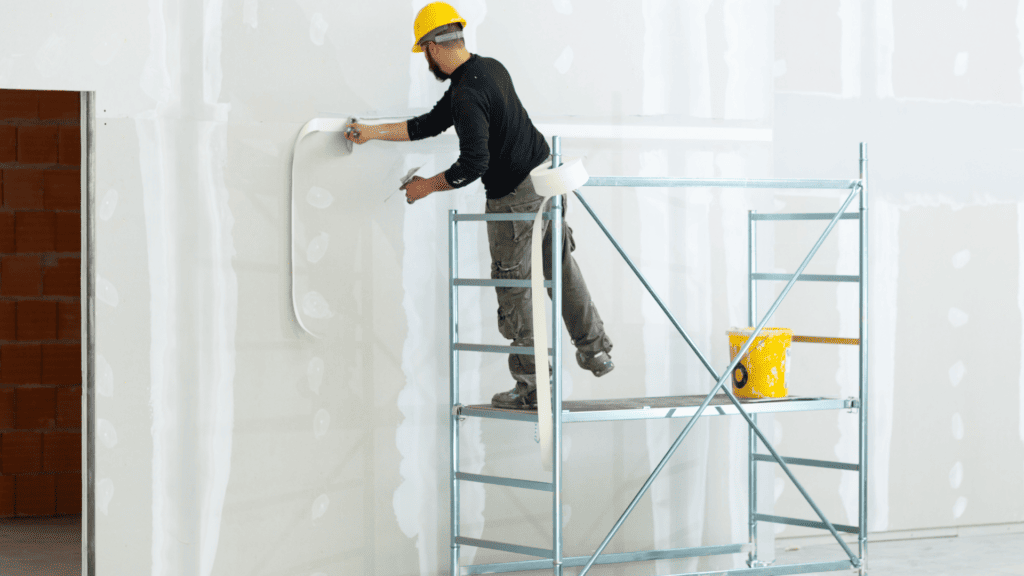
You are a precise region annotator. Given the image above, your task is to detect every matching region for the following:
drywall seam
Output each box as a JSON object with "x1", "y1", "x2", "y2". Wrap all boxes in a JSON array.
[
  {"x1": 875, "y1": 0, "x2": 894, "y2": 99},
  {"x1": 722, "y1": 0, "x2": 770, "y2": 120},
  {"x1": 1018, "y1": 203, "x2": 1024, "y2": 444},
  {"x1": 638, "y1": 148, "x2": 674, "y2": 574},
  {"x1": 868, "y1": 198, "x2": 898, "y2": 531},
  {"x1": 1018, "y1": 0, "x2": 1024, "y2": 104},
  {"x1": 140, "y1": 0, "x2": 179, "y2": 572},
  {"x1": 641, "y1": 0, "x2": 670, "y2": 115},
  {"x1": 835, "y1": 213, "x2": 859, "y2": 526},
  {"x1": 534, "y1": 124, "x2": 772, "y2": 141},
  {"x1": 688, "y1": 0, "x2": 714, "y2": 118},
  {"x1": 839, "y1": 0, "x2": 862, "y2": 99},
  {"x1": 196, "y1": 1, "x2": 235, "y2": 571},
  {"x1": 394, "y1": 153, "x2": 442, "y2": 576}
]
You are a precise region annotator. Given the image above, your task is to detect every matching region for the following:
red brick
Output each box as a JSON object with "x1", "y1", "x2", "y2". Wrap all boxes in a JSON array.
[
  {"x1": 0, "y1": 474, "x2": 13, "y2": 516},
  {"x1": 15, "y1": 212, "x2": 55, "y2": 253},
  {"x1": 43, "y1": 170, "x2": 79, "y2": 211},
  {"x1": 15, "y1": 387, "x2": 55, "y2": 429},
  {"x1": 0, "y1": 388, "x2": 13, "y2": 428},
  {"x1": 0, "y1": 301, "x2": 14, "y2": 341},
  {"x1": 42, "y1": 258, "x2": 78, "y2": 297},
  {"x1": 3, "y1": 170, "x2": 45, "y2": 210},
  {"x1": 1, "y1": 431, "x2": 42, "y2": 474},
  {"x1": 43, "y1": 431, "x2": 79, "y2": 472},
  {"x1": 0, "y1": 212, "x2": 15, "y2": 253},
  {"x1": 17, "y1": 126, "x2": 58, "y2": 165},
  {"x1": 1, "y1": 255, "x2": 41, "y2": 296},
  {"x1": 15, "y1": 473, "x2": 55, "y2": 515},
  {"x1": 42, "y1": 344, "x2": 80, "y2": 385},
  {"x1": 55, "y1": 386, "x2": 80, "y2": 429},
  {"x1": 17, "y1": 300, "x2": 57, "y2": 341},
  {"x1": 0, "y1": 126, "x2": 16, "y2": 163},
  {"x1": 58, "y1": 126, "x2": 80, "y2": 166},
  {"x1": 0, "y1": 90, "x2": 38, "y2": 120},
  {"x1": 55, "y1": 472, "x2": 79, "y2": 515},
  {"x1": 57, "y1": 302, "x2": 79, "y2": 341},
  {"x1": 0, "y1": 344, "x2": 41, "y2": 384},
  {"x1": 54, "y1": 212, "x2": 80, "y2": 253},
  {"x1": 37, "y1": 91, "x2": 78, "y2": 121}
]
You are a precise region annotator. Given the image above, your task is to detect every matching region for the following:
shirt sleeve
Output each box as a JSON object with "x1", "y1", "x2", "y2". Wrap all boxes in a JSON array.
[
  {"x1": 406, "y1": 86, "x2": 454, "y2": 140},
  {"x1": 443, "y1": 88, "x2": 490, "y2": 189}
]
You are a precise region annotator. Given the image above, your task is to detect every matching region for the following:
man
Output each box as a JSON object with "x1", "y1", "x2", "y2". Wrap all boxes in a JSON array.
[{"x1": 344, "y1": 2, "x2": 613, "y2": 409}]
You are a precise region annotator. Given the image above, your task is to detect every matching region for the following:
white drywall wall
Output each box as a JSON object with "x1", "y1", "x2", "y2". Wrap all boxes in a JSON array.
[{"x1": 1, "y1": 1, "x2": 1023, "y2": 575}]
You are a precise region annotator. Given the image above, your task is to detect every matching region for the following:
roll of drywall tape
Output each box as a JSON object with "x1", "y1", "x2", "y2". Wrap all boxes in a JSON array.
[
  {"x1": 527, "y1": 156, "x2": 588, "y2": 471},
  {"x1": 727, "y1": 327, "x2": 793, "y2": 398},
  {"x1": 529, "y1": 156, "x2": 589, "y2": 197}
]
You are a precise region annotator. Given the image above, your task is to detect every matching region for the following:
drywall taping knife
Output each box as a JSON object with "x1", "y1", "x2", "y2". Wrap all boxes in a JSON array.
[{"x1": 387, "y1": 165, "x2": 424, "y2": 204}]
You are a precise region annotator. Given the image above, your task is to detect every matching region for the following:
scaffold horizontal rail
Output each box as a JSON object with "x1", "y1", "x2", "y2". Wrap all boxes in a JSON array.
[
  {"x1": 753, "y1": 514, "x2": 859, "y2": 534},
  {"x1": 454, "y1": 278, "x2": 553, "y2": 288},
  {"x1": 751, "y1": 454, "x2": 859, "y2": 471},
  {"x1": 661, "y1": 560, "x2": 855, "y2": 576},
  {"x1": 455, "y1": 537, "x2": 553, "y2": 559},
  {"x1": 463, "y1": 544, "x2": 747, "y2": 575},
  {"x1": 453, "y1": 343, "x2": 553, "y2": 355},
  {"x1": 454, "y1": 213, "x2": 553, "y2": 221},
  {"x1": 456, "y1": 472, "x2": 554, "y2": 492},
  {"x1": 752, "y1": 273, "x2": 859, "y2": 283},
  {"x1": 751, "y1": 212, "x2": 860, "y2": 221},
  {"x1": 583, "y1": 176, "x2": 861, "y2": 190},
  {"x1": 456, "y1": 395, "x2": 851, "y2": 423},
  {"x1": 791, "y1": 335, "x2": 860, "y2": 345}
]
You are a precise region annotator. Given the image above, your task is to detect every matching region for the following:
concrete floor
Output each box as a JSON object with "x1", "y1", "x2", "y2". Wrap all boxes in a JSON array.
[
  {"x1": 0, "y1": 515, "x2": 1021, "y2": 575},
  {"x1": 0, "y1": 516, "x2": 80, "y2": 576}
]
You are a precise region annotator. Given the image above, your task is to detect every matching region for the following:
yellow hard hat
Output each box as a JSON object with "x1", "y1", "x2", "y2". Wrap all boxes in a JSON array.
[{"x1": 412, "y1": 2, "x2": 467, "y2": 53}]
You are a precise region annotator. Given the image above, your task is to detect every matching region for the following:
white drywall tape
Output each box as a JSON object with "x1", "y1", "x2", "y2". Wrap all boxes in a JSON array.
[
  {"x1": 289, "y1": 116, "x2": 408, "y2": 337},
  {"x1": 528, "y1": 157, "x2": 589, "y2": 470},
  {"x1": 534, "y1": 124, "x2": 772, "y2": 141}
]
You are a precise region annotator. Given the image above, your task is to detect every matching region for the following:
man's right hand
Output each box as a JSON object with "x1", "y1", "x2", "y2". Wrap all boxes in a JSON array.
[{"x1": 344, "y1": 123, "x2": 372, "y2": 145}]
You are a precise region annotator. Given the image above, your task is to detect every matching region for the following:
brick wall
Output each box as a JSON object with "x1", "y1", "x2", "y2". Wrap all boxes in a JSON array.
[{"x1": 0, "y1": 89, "x2": 82, "y2": 517}]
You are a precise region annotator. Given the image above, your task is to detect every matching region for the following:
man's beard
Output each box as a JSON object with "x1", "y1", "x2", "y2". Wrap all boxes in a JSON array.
[{"x1": 426, "y1": 51, "x2": 450, "y2": 82}]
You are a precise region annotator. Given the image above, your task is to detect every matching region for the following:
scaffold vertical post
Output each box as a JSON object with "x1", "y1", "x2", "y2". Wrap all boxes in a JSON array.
[
  {"x1": 551, "y1": 136, "x2": 564, "y2": 576},
  {"x1": 449, "y1": 209, "x2": 460, "y2": 576},
  {"x1": 747, "y1": 209, "x2": 758, "y2": 566},
  {"x1": 858, "y1": 143, "x2": 869, "y2": 572}
]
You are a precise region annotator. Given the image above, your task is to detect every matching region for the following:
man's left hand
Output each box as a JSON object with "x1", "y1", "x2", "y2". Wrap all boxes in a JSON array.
[{"x1": 401, "y1": 176, "x2": 432, "y2": 204}]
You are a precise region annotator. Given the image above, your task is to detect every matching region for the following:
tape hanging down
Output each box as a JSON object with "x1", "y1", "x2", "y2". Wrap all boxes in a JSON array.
[{"x1": 527, "y1": 157, "x2": 590, "y2": 470}]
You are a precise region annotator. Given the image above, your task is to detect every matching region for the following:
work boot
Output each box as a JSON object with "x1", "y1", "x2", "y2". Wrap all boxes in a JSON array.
[
  {"x1": 491, "y1": 380, "x2": 537, "y2": 409},
  {"x1": 577, "y1": 350, "x2": 614, "y2": 377}
]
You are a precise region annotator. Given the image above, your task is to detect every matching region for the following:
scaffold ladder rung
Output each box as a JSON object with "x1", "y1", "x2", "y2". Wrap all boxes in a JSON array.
[
  {"x1": 752, "y1": 454, "x2": 859, "y2": 471},
  {"x1": 453, "y1": 343, "x2": 552, "y2": 355},
  {"x1": 454, "y1": 278, "x2": 553, "y2": 288},
  {"x1": 753, "y1": 513, "x2": 859, "y2": 534},
  {"x1": 751, "y1": 273, "x2": 859, "y2": 282},
  {"x1": 751, "y1": 212, "x2": 860, "y2": 221},
  {"x1": 456, "y1": 472, "x2": 554, "y2": 492},
  {"x1": 455, "y1": 537, "x2": 554, "y2": 559}
]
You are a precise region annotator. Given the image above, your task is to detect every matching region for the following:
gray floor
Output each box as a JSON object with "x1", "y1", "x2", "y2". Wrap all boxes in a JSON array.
[
  {"x1": 778, "y1": 532, "x2": 1024, "y2": 576},
  {"x1": 0, "y1": 515, "x2": 1020, "y2": 575},
  {"x1": 0, "y1": 516, "x2": 80, "y2": 576}
]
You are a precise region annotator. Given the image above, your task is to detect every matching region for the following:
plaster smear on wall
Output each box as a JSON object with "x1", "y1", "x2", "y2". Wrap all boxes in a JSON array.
[
  {"x1": 637, "y1": 148, "x2": 677, "y2": 573},
  {"x1": 722, "y1": 0, "x2": 770, "y2": 120},
  {"x1": 140, "y1": 1, "x2": 237, "y2": 573},
  {"x1": 1018, "y1": 203, "x2": 1024, "y2": 444}
]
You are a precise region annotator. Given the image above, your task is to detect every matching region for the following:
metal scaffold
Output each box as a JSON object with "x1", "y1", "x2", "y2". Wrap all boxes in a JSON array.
[{"x1": 447, "y1": 136, "x2": 870, "y2": 576}]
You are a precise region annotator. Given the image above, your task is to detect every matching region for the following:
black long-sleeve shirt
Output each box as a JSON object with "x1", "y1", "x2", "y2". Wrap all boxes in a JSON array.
[{"x1": 407, "y1": 54, "x2": 550, "y2": 200}]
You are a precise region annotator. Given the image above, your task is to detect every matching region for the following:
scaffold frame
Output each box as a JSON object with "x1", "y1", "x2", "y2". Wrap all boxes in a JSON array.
[{"x1": 448, "y1": 137, "x2": 869, "y2": 576}]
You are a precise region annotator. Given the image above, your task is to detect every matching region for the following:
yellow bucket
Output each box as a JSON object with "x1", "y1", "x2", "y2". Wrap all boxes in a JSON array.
[{"x1": 727, "y1": 327, "x2": 793, "y2": 398}]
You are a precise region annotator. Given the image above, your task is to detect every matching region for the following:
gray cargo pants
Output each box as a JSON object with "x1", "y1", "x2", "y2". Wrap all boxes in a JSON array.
[{"x1": 486, "y1": 174, "x2": 613, "y2": 386}]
